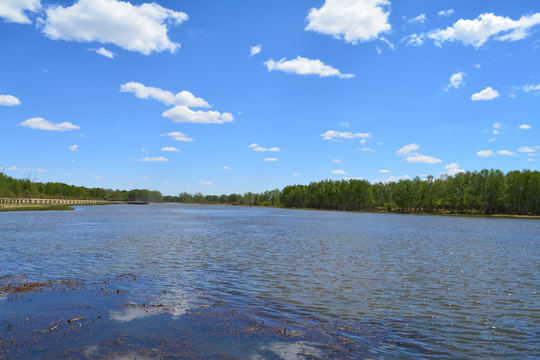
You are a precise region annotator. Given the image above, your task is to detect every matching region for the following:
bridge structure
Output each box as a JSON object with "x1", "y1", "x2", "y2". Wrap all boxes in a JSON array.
[{"x1": 0, "y1": 198, "x2": 110, "y2": 205}]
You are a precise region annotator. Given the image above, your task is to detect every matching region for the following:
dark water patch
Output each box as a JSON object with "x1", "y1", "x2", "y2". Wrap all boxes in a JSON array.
[{"x1": 0, "y1": 274, "x2": 456, "y2": 359}]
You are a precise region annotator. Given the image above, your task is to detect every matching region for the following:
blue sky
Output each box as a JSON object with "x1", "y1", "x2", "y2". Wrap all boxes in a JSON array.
[{"x1": 1, "y1": 0, "x2": 539, "y2": 195}]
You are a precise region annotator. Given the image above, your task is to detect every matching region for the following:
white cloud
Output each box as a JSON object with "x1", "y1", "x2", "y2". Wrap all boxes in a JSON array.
[
  {"x1": 141, "y1": 175, "x2": 149, "y2": 180},
  {"x1": 445, "y1": 72, "x2": 465, "y2": 90},
  {"x1": 471, "y1": 87, "x2": 499, "y2": 101},
  {"x1": 379, "y1": 169, "x2": 389, "y2": 173},
  {"x1": 474, "y1": 64, "x2": 482, "y2": 69},
  {"x1": 162, "y1": 106, "x2": 233, "y2": 124},
  {"x1": 321, "y1": 130, "x2": 371, "y2": 141},
  {"x1": 223, "y1": 166, "x2": 232, "y2": 170},
  {"x1": 293, "y1": 172, "x2": 302, "y2": 176},
  {"x1": 0, "y1": 94, "x2": 21, "y2": 106},
  {"x1": 251, "y1": 145, "x2": 280, "y2": 152},
  {"x1": 406, "y1": 155, "x2": 442, "y2": 164},
  {"x1": 522, "y1": 84, "x2": 540, "y2": 92},
  {"x1": 68, "y1": 145, "x2": 78, "y2": 151},
  {"x1": 18, "y1": 117, "x2": 80, "y2": 131},
  {"x1": 0, "y1": 0, "x2": 40, "y2": 24},
  {"x1": 6, "y1": 165, "x2": 47, "y2": 173},
  {"x1": 497, "y1": 150, "x2": 517, "y2": 156},
  {"x1": 358, "y1": 147, "x2": 375, "y2": 152},
  {"x1": 199, "y1": 181, "x2": 213, "y2": 185},
  {"x1": 477, "y1": 150, "x2": 494, "y2": 157},
  {"x1": 305, "y1": 0, "x2": 391, "y2": 44},
  {"x1": 428, "y1": 13, "x2": 540, "y2": 48},
  {"x1": 409, "y1": 14, "x2": 426, "y2": 25},
  {"x1": 263, "y1": 157, "x2": 278, "y2": 162},
  {"x1": 438, "y1": 9, "x2": 454, "y2": 17},
  {"x1": 41, "y1": 0, "x2": 188, "y2": 55},
  {"x1": 92, "y1": 46, "x2": 114, "y2": 58},
  {"x1": 385, "y1": 174, "x2": 410, "y2": 182},
  {"x1": 339, "y1": 121, "x2": 351, "y2": 128},
  {"x1": 250, "y1": 44, "x2": 261, "y2": 57},
  {"x1": 136, "y1": 156, "x2": 168, "y2": 162},
  {"x1": 161, "y1": 147, "x2": 179, "y2": 152},
  {"x1": 331, "y1": 158, "x2": 342, "y2": 163},
  {"x1": 402, "y1": 33, "x2": 424, "y2": 46},
  {"x1": 120, "y1": 82, "x2": 209, "y2": 108},
  {"x1": 331, "y1": 169, "x2": 347, "y2": 174},
  {"x1": 264, "y1": 56, "x2": 354, "y2": 79},
  {"x1": 518, "y1": 146, "x2": 538, "y2": 153},
  {"x1": 397, "y1": 143, "x2": 419, "y2": 155},
  {"x1": 519, "y1": 124, "x2": 531, "y2": 130},
  {"x1": 488, "y1": 138, "x2": 496, "y2": 142},
  {"x1": 165, "y1": 132, "x2": 193, "y2": 142},
  {"x1": 493, "y1": 122, "x2": 501, "y2": 129},
  {"x1": 443, "y1": 163, "x2": 464, "y2": 176}
]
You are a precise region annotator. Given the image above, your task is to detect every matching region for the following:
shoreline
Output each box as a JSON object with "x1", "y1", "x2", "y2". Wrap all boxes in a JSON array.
[{"x1": 2, "y1": 200, "x2": 539, "y2": 219}]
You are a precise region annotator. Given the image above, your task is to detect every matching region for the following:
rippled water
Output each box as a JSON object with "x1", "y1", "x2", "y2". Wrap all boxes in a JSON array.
[{"x1": 1, "y1": 204, "x2": 539, "y2": 358}]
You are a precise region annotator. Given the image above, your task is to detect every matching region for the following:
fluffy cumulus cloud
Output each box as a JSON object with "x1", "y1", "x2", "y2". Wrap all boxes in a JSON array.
[
  {"x1": 522, "y1": 84, "x2": 540, "y2": 93},
  {"x1": 250, "y1": 44, "x2": 261, "y2": 57},
  {"x1": 406, "y1": 155, "x2": 441, "y2": 164},
  {"x1": 471, "y1": 87, "x2": 499, "y2": 101},
  {"x1": 443, "y1": 163, "x2": 464, "y2": 176},
  {"x1": 477, "y1": 150, "x2": 494, "y2": 157},
  {"x1": 136, "y1": 156, "x2": 168, "y2": 162},
  {"x1": 497, "y1": 150, "x2": 517, "y2": 156},
  {"x1": 165, "y1": 132, "x2": 193, "y2": 142},
  {"x1": 321, "y1": 130, "x2": 371, "y2": 141},
  {"x1": 305, "y1": 0, "x2": 391, "y2": 44},
  {"x1": 428, "y1": 13, "x2": 540, "y2": 48},
  {"x1": 0, "y1": 0, "x2": 40, "y2": 24},
  {"x1": 249, "y1": 144, "x2": 280, "y2": 152},
  {"x1": 446, "y1": 72, "x2": 465, "y2": 90},
  {"x1": 397, "y1": 143, "x2": 441, "y2": 163},
  {"x1": 92, "y1": 46, "x2": 114, "y2": 58},
  {"x1": 41, "y1": 0, "x2": 188, "y2": 55},
  {"x1": 161, "y1": 147, "x2": 179, "y2": 152},
  {"x1": 396, "y1": 143, "x2": 419, "y2": 155},
  {"x1": 18, "y1": 117, "x2": 79, "y2": 131},
  {"x1": 68, "y1": 145, "x2": 78, "y2": 151},
  {"x1": 162, "y1": 106, "x2": 233, "y2": 124},
  {"x1": 519, "y1": 124, "x2": 531, "y2": 130},
  {"x1": 0, "y1": 94, "x2": 21, "y2": 106},
  {"x1": 264, "y1": 56, "x2": 354, "y2": 79},
  {"x1": 120, "y1": 82, "x2": 209, "y2": 108},
  {"x1": 438, "y1": 9, "x2": 454, "y2": 17},
  {"x1": 409, "y1": 14, "x2": 426, "y2": 25},
  {"x1": 331, "y1": 169, "x2": 347, "y2": 174},
  {"x1": 518, "y1": 146, "x2": 538, "y2": 153}
]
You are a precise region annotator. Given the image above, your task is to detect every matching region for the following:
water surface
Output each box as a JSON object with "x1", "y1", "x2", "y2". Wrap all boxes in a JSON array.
[{"x1": 1, "y1": 204, "x2": 539, "y2": 358}]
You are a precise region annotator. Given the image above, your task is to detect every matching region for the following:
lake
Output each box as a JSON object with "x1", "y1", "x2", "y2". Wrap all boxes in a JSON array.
[{"x1": 1, "y1": 204, "x2": 539, "y2": 359}]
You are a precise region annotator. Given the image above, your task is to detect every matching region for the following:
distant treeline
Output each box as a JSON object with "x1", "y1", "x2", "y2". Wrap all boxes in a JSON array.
[
  {"x1": 165, "y1": 169, "x2": 540, "y2": 216},
  {"x1": 0, "y1": 173, "x2": 161, "y2": 202},
  {"x1": 2, "y1": 169, "x2": 540, "y2": 215}
]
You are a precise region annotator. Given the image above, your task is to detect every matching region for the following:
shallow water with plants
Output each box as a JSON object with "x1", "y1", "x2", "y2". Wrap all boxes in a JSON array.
[{"x1": 1, "y1": 204, "x2": 539, "y2": 359}]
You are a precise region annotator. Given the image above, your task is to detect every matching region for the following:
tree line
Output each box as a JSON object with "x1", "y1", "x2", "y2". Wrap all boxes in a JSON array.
[
  {"x1": 166, "y1": 169, "x2": 540, "y2": 216},
  {"x1": 2, "y1": 169, "x2": 539, "y2": 215},
  {"x1": 0, "y1": 172, "x2": 162, "y2": 202}
]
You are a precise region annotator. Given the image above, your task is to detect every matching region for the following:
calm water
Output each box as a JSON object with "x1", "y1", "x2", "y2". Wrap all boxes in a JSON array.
[{"x1": 1, "y1": 204, "x2": 539, "y2": 358}]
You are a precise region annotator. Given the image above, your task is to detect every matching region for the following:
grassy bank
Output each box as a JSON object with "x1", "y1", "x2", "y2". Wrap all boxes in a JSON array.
[{"x1": 0, "y1": 204, "x2": 75, "y2": 212}]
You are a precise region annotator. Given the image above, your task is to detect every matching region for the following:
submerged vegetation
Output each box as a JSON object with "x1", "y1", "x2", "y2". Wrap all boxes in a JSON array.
[{"x1": 1, "y1": 169, "x2": 540, "y2": 216}]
